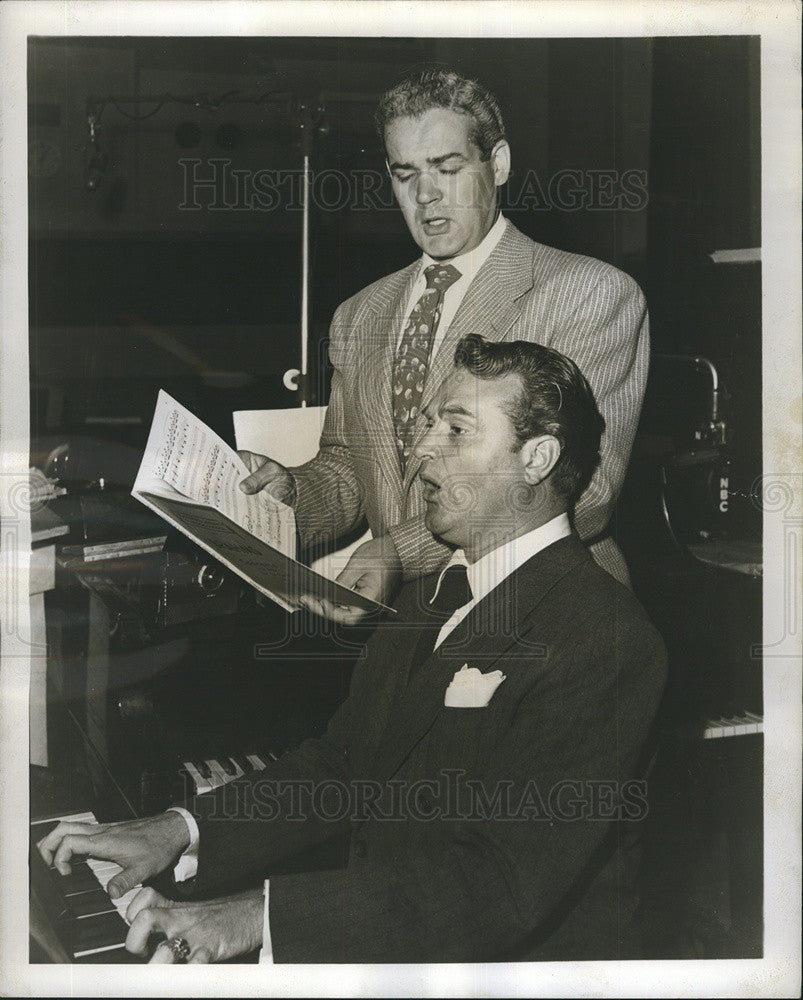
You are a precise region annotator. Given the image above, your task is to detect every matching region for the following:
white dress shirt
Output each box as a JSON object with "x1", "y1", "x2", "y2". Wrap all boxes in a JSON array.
[
  {"x1": 396, "y1": 212, "x2": 507, "y2": 357},
  {"x1": 430, "y1": 513, "x2": 572, "y2": 650}
]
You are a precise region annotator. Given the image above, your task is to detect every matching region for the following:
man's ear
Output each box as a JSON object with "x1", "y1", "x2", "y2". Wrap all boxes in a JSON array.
[
  {"x1": 520, "y1": 435, "x2": 561, "y2": 486},
  {"x1": 490, "y1": 140, "x2": 511, "y2": 187}
]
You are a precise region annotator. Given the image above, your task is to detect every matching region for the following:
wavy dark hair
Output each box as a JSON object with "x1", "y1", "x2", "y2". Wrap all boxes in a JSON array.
[
  {"x1": 453, "y1": 334, "x2": 605, "y2": 506},
  {"x1": 374, "y1": 66, "x2": 507, "y2": 160}
]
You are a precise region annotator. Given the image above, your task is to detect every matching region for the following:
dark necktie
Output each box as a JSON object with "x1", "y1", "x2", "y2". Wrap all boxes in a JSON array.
[
  {"x1": 392, "y1": 262, "x2": 462, "y2": 467},
  {"x1": 408, "y1": 563, "x2": 474, "y2": 683}
]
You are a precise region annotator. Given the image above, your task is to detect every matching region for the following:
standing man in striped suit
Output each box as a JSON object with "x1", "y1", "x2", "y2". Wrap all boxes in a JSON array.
[{"x1": 239, "y1": 67, "x2": 649, "y2": 618}]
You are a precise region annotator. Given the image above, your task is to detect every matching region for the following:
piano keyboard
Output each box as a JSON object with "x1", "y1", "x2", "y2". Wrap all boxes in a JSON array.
[
  {"x1": 702, "y1": 711, "x2": 763, "y2": 739},
  {"x1": 180, "y1": 751, "x2": 276, "y2": 796},
  {"x1": 31, "y1": 754, "x2": 280, "y2": 961},
  {"x1": 30, "y1": 811, "x2": 143, "y2": 961}
]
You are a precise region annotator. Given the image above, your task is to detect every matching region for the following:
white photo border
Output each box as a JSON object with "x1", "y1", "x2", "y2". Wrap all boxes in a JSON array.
[{"x1": 1, "y1": 2, "x2": 800, "y2": 997}]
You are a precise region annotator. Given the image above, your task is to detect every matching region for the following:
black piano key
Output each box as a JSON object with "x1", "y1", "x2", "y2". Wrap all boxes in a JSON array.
[
  {"x1": 56, "y1": 861, "x2": 106, "y2": 896},
  {"x1": 196, "y1": 760, "x2": 212, "y2": 779},
  {"x1": 218, "y1": 758, "x2": 237, "y2": 777},
  {"x1": 31, "y1": 819, "x2": 61, "y2": 842},
  {"x1": 232, "y1": 754, "x2": 252, "y2": 773},
  {"x1": 176, "y1": 765, "x2": 196, "y2": 798},
  {"x1": 70, "y1": 909, "x2": 129, "y2": 956},
  {"x1": 67, "y1": 887, "x2": 116, "y2": 919}
]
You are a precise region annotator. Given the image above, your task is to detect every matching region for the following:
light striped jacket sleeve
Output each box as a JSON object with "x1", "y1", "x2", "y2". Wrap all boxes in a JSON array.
[
  {"x1": 546, "y1": 267, "x2": 649, "y2": 545},
  {"x1": 288, "y1": 302, "x2": 369, "y2": 550}
]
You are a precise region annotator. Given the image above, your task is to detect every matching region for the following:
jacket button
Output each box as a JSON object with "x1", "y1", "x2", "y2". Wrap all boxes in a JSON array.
[{"x1": 353, "y1": 839, "x2": 367, "y2": 859}]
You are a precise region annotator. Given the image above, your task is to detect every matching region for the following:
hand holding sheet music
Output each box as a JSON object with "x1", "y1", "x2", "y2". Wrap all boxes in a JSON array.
[
  {"x1": 132, "y1": 391, "x2": 391, "y2": 615},
  {"x1": 146, "y1": 392, "x2": 295, "y2": 553}
]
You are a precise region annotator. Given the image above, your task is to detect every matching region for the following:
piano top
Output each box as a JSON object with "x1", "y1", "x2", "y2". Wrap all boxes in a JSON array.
[{"x1": 687, "y1": 539, "x2": 762, "y2": 577}]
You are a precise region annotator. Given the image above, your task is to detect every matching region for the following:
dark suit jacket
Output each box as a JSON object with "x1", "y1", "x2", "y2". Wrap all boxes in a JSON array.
[
  {"x1": 290, "y1": 220, "x2": 650, "y2": 585},
  {"x1": 189, "y1": 533, "x2": 667, "y2": 962}
]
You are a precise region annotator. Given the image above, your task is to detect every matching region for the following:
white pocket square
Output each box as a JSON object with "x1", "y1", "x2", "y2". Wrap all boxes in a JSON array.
[{"x1": 444, "y1": 664, "x2": 506, "y2": 708}]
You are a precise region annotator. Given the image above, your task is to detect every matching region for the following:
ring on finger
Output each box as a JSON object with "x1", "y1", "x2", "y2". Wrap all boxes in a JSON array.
[{"x1": 168, "y1": 936, "x2": 191, "y2": 962}]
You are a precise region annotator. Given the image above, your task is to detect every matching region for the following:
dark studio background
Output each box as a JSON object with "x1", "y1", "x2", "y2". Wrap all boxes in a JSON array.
[{"x1": 27, "y1": 36, "x2": 763, "y2": 961}]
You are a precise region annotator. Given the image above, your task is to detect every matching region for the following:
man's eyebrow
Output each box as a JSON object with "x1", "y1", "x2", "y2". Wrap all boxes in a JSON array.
[
  {"x1": 440, "y1": 403, "x2": 475, "y2": 419},
  {"x1": 427, "y1": 152, "x2": 466, "y2": 166},
  {"x1": 388, "y1": 152, "x2": 467, "y2": 172},
  {"x1": 421, "y1": 402, "x2": 476, "y2": 421}
]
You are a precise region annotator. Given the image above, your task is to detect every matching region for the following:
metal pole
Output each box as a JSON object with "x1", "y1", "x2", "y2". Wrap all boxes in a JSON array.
[{"x1": 300, "y1": 149, "x2": 310, "y2": 408}]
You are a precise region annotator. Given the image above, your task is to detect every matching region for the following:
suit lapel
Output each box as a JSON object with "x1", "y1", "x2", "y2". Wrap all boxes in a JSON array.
[
  {"x1": 421, "y1": 222, "x2": 536, "y2": 409},
  {"x1": 402, "y1": 223, "x2": 537, "y2": 491},
  {"x1": 371, "y1": 533, "x2": 590, "y2": 783}
]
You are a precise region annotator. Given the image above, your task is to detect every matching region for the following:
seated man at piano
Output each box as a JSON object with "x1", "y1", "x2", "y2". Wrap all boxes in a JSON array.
[{"x1": 38, "y1": 335, "x2": 667, "y2": 964}]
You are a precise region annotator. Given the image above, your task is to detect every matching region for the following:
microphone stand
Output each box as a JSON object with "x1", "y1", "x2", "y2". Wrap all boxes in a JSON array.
[{"x1": 283, "y1": 96, "x2": 327, "y2": 408}]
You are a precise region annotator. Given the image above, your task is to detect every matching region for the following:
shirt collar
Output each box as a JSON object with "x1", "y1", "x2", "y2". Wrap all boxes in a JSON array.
[
  {"x1": 431, "y1": 512, "x2": 572, "y2": 607},
  {"x1": 419, "y1": 213, "x2": 507, "y2": 283}
]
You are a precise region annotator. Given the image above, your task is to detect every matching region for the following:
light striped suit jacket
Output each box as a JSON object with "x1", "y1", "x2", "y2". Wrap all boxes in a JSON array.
[{"x1": 291, "y1": 220, "x2": 649, "y2": 584}]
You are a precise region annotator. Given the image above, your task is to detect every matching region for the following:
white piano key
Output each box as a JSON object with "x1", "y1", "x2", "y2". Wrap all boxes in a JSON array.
[
  {"x1": 246, "y1": 754, "x2": 267, "y2": 771},
  {"x1": 74, "y1": 941, "x2": 129, "y2": 959},
  {"x1": 215, "y1": 757, "x2": 240, "y2": 780},
  {"x1": 743, "y1": 711, "x2": 763, "y2": 734},
  {"x1": 227, "y1": 757, "x2": 246, "y2": 778},
  {"x1": 183, "y1": 759, "x2": 213, "y2": 795},
  {"x1": 204, "y1": 759, "x2": 230, "y2": 789},
  {"x1": 85, "y1": 854, "x2": 119, "y2": 869},
  {"x1": 111, "y1": 885, "x2": 143, "y2": 922},
  {"x1": 31, "y1": 810, "x2": 98, "y2": 829},
  {"x1": 85, "y1": 860, "x2": 121, "y2": 887},
  {"x1": 703, "y1": 714, "x2": 764, "y2": 739}
]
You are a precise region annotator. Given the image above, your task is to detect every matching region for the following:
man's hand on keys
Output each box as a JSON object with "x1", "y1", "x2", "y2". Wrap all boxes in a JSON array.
[
  {"x1": 124, "y1": 886, "x2": 264, "y2": 963},
  {"x1": 37, "y1": 812, "x2": 191, "y2": 899}
]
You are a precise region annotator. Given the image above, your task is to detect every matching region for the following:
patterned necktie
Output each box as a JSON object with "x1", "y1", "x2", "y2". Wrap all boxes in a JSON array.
[
  {"x1": 408, "y1": 563, "x2": 474, "y2": 683},
  {"x1": 392, "y1": 262, "x2": 462, "y2": 467}
]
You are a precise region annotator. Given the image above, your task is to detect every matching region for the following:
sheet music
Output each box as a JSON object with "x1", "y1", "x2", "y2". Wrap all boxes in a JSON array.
[
  {"x1": 136, "y1": 491, "x2": 391, "y2": 614},
  {"x1": 143, "y1": 391, "x2": 296, "y2": 555},
  {"x1": 133, "y1": 392, "x2": 392, "y2": 614}
]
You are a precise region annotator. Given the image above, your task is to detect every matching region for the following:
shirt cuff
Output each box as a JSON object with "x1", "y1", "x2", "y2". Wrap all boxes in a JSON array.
[
  {"x1": 259, "y1": 880, "x2": 274, "y2": 963},
  {"x1": 166, "y1": 806, "x2": 200, "y2": 883}
]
